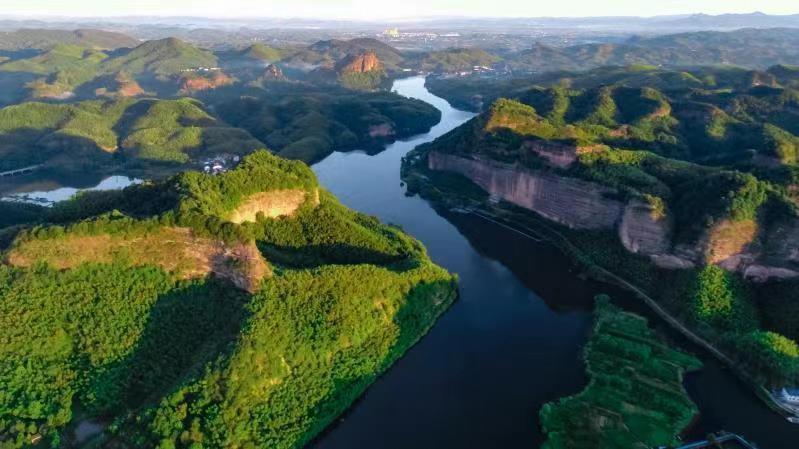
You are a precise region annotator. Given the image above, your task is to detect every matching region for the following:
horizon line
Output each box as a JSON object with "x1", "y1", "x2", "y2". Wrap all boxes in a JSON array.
[{"x1": 1, "y1": 10, "x2": 798, "y2": 23}]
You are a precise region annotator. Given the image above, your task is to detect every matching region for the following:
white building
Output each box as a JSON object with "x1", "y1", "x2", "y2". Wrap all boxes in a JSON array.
[{"x1": 781, "y1": 388, "x2": 799, "y2": 404}]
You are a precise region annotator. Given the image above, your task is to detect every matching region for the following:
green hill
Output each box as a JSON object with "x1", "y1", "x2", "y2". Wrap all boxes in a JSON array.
[
  {"x1": 0, "y1": 150, "x2": 457, "y2": 449},
  {"x1": 406, "y1": 65, "x2": 799, "y2": 391},
  {"x1": 0, "y1": 28, "x2": 138, "y2": 51},
  {"x1": 241, "y1": 43, "x2": 284, "y2": 61},
  {"x1": 417, "y1": 48, "x2": 502, "y2": 73},
  {"x1": 505, "y1": 28, "x2": 799, "y2": 73},
  {"x1": 540, "y1": 296, "x2": 701, "y2": 449},
  {"x1": 0, "y1": 38, "x2": 217, "y2": 98},
  {"x1": 214, "y1": 89, "x2": 441, "y2": 163},
  {"x1": 0, "y1": 97, "x2": 263, "y2": 172},
  {"x1": 103, "y1": 37, "x2": 217, "y2": 77}
]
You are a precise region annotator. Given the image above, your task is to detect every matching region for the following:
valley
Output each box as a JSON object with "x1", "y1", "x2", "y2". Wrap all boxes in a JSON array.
[{"x1": 1, "y1": 12, "x2": 799, "y2": 449}]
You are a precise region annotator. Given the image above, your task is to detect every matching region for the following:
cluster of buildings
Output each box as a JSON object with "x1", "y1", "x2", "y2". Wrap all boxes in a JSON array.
[
  {"x1": 180, "y1": 66, "x2": 222, "y2": 73},
  {"x1": 202, "y1": 154, "x2": 241, "y2": 175}
]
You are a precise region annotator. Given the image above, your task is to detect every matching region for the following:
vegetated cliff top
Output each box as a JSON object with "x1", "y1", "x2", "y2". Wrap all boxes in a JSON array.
[
  {"x1": 430, "y1": 65, "x2": 799, "y2": 167},
  {"x1": 0, "y1": 148, "x2": 457, "y2": 448}
]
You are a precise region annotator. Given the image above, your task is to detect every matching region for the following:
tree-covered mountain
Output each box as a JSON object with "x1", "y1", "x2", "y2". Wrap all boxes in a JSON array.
[
  {"x1": 0, "y1": 97, "x2": 262, "y2": 172},
  {"x1": 502, "y1": 28, "x2": 799, "y2": 73},
  {"x1": 213, "y1": 87, "x2": 440, "y2": 163},
  {"x1": 0, "y1": 28, "x2": 138, "y2": 51},
  {"x1": 0, "y1": 150, "x2": 457, "y2": 449},
  {"x1": 405, "y1": 65, "x2": 799, "y2": 392},
  {"x1": 428, "y1": 65, "x2": 799, "y2": 168},
  {"x1": 0, "y1": 37, "x2": 218, "y2": 99}
]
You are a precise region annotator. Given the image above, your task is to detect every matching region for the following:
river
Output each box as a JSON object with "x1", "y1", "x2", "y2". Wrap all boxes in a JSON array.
[{"x1": 310, "y1": 76, "x2": 799, "y2": 449}]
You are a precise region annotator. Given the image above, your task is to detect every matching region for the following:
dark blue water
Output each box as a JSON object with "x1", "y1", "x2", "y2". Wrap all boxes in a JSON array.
[{"x1": 310, "y1": 76, "x2": 799, "y2": 449}]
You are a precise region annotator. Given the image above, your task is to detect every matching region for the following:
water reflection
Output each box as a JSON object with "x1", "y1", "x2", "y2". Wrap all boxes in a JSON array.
[{"x1": 2, "y1": 174, "x2": 141, "y2": 205}]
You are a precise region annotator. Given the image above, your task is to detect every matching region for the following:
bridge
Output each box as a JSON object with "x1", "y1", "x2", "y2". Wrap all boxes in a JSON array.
[{"x1": 0, "y1": 165, "x2": 42, "y2": 177}]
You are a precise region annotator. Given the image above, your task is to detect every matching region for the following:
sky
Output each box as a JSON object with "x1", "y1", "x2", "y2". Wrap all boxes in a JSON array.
[{"x1": 2, "y1": 0, "x2": 798, "y2": 20}]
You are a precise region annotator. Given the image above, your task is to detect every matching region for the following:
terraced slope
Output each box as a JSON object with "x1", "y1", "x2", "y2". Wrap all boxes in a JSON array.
[{"x1": 539, "y1": 296, "x2": 701, "y2": 449}]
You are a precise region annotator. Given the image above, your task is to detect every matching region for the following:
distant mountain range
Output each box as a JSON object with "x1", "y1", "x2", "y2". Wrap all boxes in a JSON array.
[{"x1": 1, "y1": 12, "x2": 798, "y2": 33}]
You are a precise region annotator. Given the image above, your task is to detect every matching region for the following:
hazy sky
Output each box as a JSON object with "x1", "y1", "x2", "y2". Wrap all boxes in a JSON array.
[{"x1": 3, "y1": 0, "x2": 798, "y2": 19}]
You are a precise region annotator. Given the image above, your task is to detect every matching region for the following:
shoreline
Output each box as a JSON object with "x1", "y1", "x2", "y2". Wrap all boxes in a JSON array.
[{"x1": 460, "y1": 203, "x2": 794, "y2": 419}]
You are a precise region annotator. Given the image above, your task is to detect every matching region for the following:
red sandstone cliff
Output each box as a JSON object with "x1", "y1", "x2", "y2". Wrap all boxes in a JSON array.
[{"x1": 336, "y1": 50, "x2": 382, "y2": 73}]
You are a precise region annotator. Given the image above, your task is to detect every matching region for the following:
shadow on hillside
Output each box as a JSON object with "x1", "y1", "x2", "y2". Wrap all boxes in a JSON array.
[
  {"x1": 111, "y1": 99, "x2": 157, "y2": 138},
  {"x1": 0, "y1": 71, "x2": 39, "y2": 106},
  {"x1": 82, "y1": 278, "x2": 250, "y2": 414},
  {"x1": 258, "y1": 241, "x2": 409, "y2": 269},
  {"x1": 0, "y1": 128, "x2": 118, "y2": 173}
]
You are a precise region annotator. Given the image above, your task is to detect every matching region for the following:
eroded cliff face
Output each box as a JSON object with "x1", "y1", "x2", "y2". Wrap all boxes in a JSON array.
[
  {"x1": 523, "y1": 140, "x2": 577, "y2": 168},
  {"x1": 427, "y1": 151, "x2": 799, "y2": 280},
  {"x1": 619, "y1": 200, "x2": 672, "y2": 255},
  {"x1": 428, "y1": 151, "x2": 623, "y2": 229},
  {"x1": 337, "y1": 50, "x2": 381, "y2": 73},
  {"x1": 263, "y1": 64, "x2": 285, "y2": 80},
  {"x1": 179, "y1": 71, "x2": 234, "y2": 93},
  {"x1": 227, "y1": 188, "x2": 319, "y2": 224},
  {"x1": 6, "y1": 227, "x2": 271, "y2": 293}
]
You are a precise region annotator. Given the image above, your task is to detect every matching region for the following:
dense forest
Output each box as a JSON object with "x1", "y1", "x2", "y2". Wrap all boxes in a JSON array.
[{"x1": 0, "y1": 150, "x2": 458, "y2": 448}]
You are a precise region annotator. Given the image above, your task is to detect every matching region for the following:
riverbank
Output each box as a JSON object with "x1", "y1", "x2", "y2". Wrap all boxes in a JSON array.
[
  {"x1": 401, "y1": 144, "x2": 798, "y2": 421},
  {"x1": 310, "y1": 76, "x2": 799, "y2": 449}
]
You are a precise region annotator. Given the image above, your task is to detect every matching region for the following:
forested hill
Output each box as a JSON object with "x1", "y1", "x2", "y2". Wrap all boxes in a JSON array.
[
  {"x1": 0, "y1": 149, "x2": 457, "y2": 448},
  {"x1": 406, "y1": 64, "x2": 799, "y2": 396},
  {"x1": 0, "y1": 28, "x2": 138, "y2": 51},
  {"x1": 501, "y1": 28, "x2": 799, "y2": 73}
]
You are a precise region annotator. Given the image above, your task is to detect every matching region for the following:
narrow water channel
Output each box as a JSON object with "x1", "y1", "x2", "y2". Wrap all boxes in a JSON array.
[{"x1": 310, "y1": 76, "x2": 799, "y2": 449}]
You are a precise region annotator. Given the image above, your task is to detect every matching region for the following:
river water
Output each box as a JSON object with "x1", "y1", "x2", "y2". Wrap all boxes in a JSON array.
[{"x1": 310, "y1": 76, "x2": 799, "y2": 449}]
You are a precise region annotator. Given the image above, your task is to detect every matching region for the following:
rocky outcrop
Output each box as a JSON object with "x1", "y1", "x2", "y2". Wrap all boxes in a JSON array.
[
  {"x1": 428, "y1": 151, "x2": 623, "y2": 229},
  {"x1": 211, "y1": 241, "x2": 270, "y2": 293},
  {"x1": 619, "y1": 200, "x2": 672, "y2": 255},
  {"x1": 179, "y1": 71, "x2": 234, "y2": 93},
  {"x1": 427, "y1": 151, "x2": 799, "y2": 279},
  {"x1": 524, "y1": 139, "x2": 577, "y2": 168},
  {"x1": 705, "y1": 219, "x2": 758, "y2": 267},
  {"x1": 336, "y1": 50, "x2": 381, "y2": 73},
  {"x1": 228, "y1": 188, "x2": 319, "y2": 224},
  {"x1": 6, "y1": 227, "x2": 271, "y2": 292},
  {"x1": 368, "y1": 123, "x2": 395, "y2": 138},
  {"x1": 263, "y1": 64, "x2": 285, "y2": 80},
  {"x1": 95, "y1": 72, "x2": 146, "y2": 98}
]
